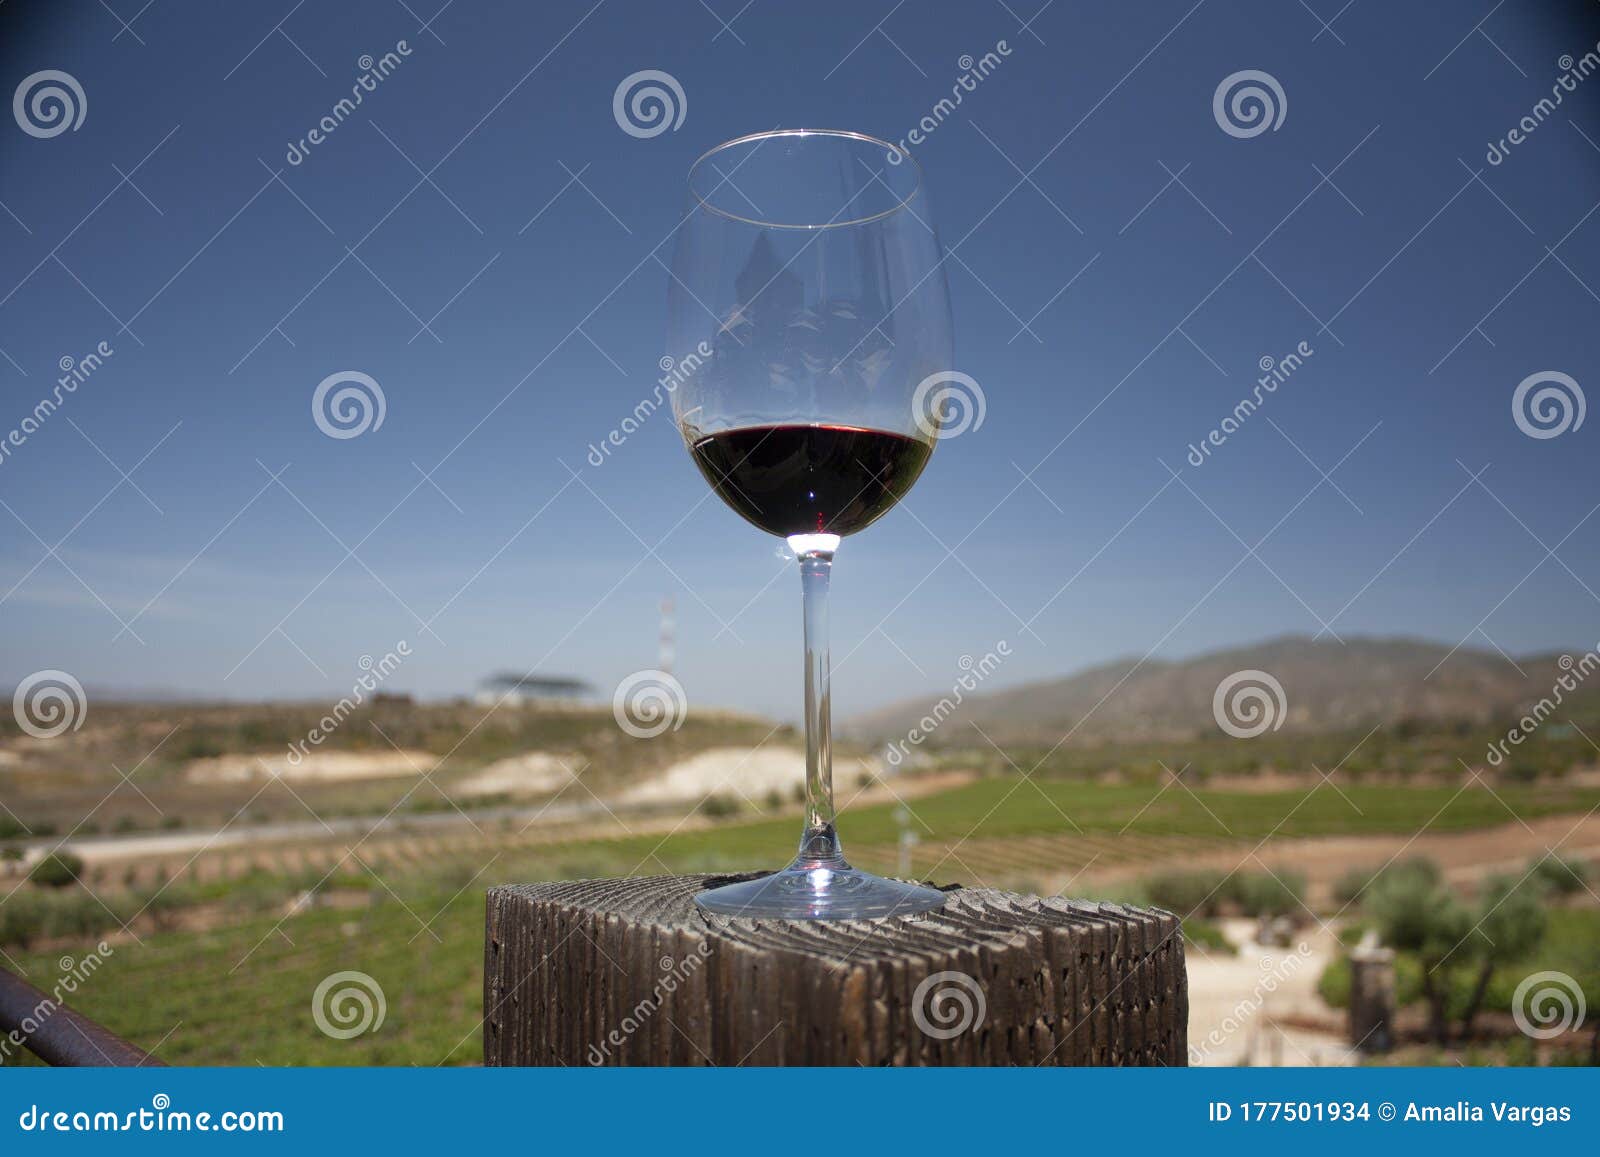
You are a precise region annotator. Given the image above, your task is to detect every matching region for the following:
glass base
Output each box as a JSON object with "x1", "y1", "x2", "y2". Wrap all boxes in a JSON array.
[{"x1": 694, "y1": 865, "x2": 946, "y2": 920}]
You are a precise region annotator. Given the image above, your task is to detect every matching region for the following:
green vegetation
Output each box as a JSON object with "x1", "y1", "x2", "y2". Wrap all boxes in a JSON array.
[
  {"x1": 943, "y1": 710, "x2": 1600, "y2": 786},
  {"x1": 6, "y1": 779, "x2": 1594, "y2": 951},
  {"x1": 6, "y1": 886, "x2": 483, "y2": 1066},
  {"x1": 1180, "y1": 918, "x2": 1233, "y2": 954},
  {"x1": 2, "y1": 691, "x2": 1597, "y2": 1067},
  {"x1": 1133, "y1": 868, "x2": 1306, "y2": 921},
  {"x1": 1529, "y1": 854, "x2": 1592, "y2": 898},
  {"x1": 1369, "y1": 861, "x2": 1499, "y2": 1041},
  {"x1": 535, "y1": 780, "x2": 1600, "y2": 875},
  {"x1": 1333, "y1": 865, "x2": 1378, "y2": 908},
  {"x1": 698, "y1": 794, "x2": 741, "y2": 818},
  {"x1": 1320, "y1": 907, "x2": 1600, "y2": 1051},
  {"x1": 1, "y1": 889, "x2": 115, "y2": 948},
  {"x1": 0, "y1": 700, "x2": 791, "y2": 838},
  {"x1": 1316, "y1": 857, "x2": 1588, "y2": 1045},
  {"x1": 1236, "y1": 871, "x2": 1306, "y2": 918},
  {"x1": 1139, "y1": 870, "x2": 1230, "y2": 916},
  {"x1": 28, "y1": 851, "x2": 85, "y2": 888}
]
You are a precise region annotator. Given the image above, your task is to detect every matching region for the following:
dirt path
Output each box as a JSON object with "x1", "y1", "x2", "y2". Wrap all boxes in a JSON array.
[
  {"x1": 16, "y1": 766, "x2": 976, "y2": 874},
  {"x1": 1184, "y1": 919, "x2": 1354, "y2": 1066},
  {"x1": 1278, "y1": 813, "x2": 1600, "y2": 904},
  {"x1": 1082, "y1": 812, "x2": 1600, "y2": 904}
]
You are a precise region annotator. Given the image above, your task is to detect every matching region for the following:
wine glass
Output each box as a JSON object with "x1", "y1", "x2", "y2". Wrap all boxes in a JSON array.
[{"x1": 666, "y1": 129, "x2": 954, "y2": 919}]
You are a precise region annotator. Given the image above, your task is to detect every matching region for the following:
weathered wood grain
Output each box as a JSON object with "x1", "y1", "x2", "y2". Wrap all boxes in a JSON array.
[{"x1": 485, "y1": 874, "x2": 1186, "y2": 1066}]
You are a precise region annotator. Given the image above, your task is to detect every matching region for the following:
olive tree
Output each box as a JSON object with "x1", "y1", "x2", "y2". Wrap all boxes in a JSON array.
[
  {"x1": 1366, "y1": 859, "x2": 1470, "y2": 1043},
  {"x1": 1368, "y1": 859, "x2": 1548, "y2": 1043}
]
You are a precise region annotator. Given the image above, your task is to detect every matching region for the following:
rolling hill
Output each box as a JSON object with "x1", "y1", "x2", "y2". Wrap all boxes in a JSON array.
[{"x1": 842, "y1": 635, "x2": 1595, "y2": 745}]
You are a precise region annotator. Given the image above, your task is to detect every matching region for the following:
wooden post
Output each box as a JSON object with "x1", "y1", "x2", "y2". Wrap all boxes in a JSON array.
[
  {"x1": 484, "y1": 874, "x2": 1187, "y2": 1066},
  {"x1": 1348, "y1": 946, "x2": 1395, "y2": 1053}
]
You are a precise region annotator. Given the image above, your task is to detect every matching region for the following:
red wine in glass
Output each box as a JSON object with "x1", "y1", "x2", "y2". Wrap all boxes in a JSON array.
[{"x1": 688, "y1": 423, "x2": 933, "y2": 538}]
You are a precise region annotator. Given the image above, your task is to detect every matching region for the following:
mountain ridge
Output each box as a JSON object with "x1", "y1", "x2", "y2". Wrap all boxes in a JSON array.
[{"x1": 841, "y1": 634, "x2": 1592, "y2": 745}]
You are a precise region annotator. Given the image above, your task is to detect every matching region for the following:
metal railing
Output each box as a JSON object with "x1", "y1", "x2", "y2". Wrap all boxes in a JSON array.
[{"x1": 0, "y1": 966, "x2": 161, "y2": 1066}]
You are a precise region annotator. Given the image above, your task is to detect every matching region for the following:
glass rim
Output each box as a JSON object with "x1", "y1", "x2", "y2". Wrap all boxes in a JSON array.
[{"x1": 686, "y1": 128, "x2": 924, "y2": 231}]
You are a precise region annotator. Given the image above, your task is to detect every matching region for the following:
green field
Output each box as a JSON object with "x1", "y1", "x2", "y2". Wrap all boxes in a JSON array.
[
  {"x1": 6, "y1": 776, "x2": 1599, "y2": 1065},
  {"x1": 7, "y1": 889, "x2": 483, "y2": 1066},
  {"x1": 546, "y1": 777, "x2": 1600, "y2": 873}
]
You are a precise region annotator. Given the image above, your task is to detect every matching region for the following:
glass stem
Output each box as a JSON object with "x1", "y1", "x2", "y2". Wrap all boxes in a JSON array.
[{"x1": 789, "y1": 534, "x2": 845, "y2": 869}]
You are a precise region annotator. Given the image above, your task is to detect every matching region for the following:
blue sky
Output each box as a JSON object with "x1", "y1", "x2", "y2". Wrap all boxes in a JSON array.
[{"x1": 1, "y1": 0, "x2": 1598, "y2": 721}]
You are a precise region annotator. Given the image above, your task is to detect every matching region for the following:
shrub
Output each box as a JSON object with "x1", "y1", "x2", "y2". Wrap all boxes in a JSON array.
[
  {"x1": 1182, "y1": 918, "x2": 1234, "y2": 954},
  {"x1": 1235, "y1": 871, "x2": 1306, "y2": 918},
  {"x1": 138, "y1": 884, "x2": 196, "y2": 932},
  {"x1": 0, "y1": 891, "x2": 47, "y2": 947},
  {"x1": 1459, "y1": 874, "x2": 1548, "y2": 1034},
  {"x1": 0, "y1": 888, "x2": 125, "y2": 947},
  {"x1": 1366, "y1": 859, "x2": 1451, "y2": 946},
  {"x1": 1089, "y1": 880, "x2": 1149, "y2": 907},
  {"x1": 1358, "y1": 857, "x2": 1549, "y2": 1043},
  {"x1": 28, "y1": 851, "x2": 85, "y2": 888},
  {"x1": 41, "y1": 891, "x2": 114, "y2": 939},
  {"x1": 1364, "y1": 858, "x2": 1467, "y2": 1042},
  {"x1": 1527, "y1": 855, "x2": 1591, "y2": 898},
  {"x1": 700, "y1": 795, "x2": 739, "y2": 819},
  {"x1": 1143, "y1": 869, "x2": 1305, "y2": 919},
  {"x1": 1316, "y1": 955, "x2": 1350, "y2": 1008},
  {"x1": 1332, "y1": 865, "x2": 1379, "y2": 908},
  {"x1": 177, "y1": 734, "x2": 223, "y2": 760},
  {"x1": 1336, "y1": 920, "x2": 1370, "y2": 948},
  {"x1": 1141, "y1": 869, "x2": 1227, "y2": 917},
  {"x1": 1317, "y1": 952, "x2": 1424, "y2": 1010}
]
